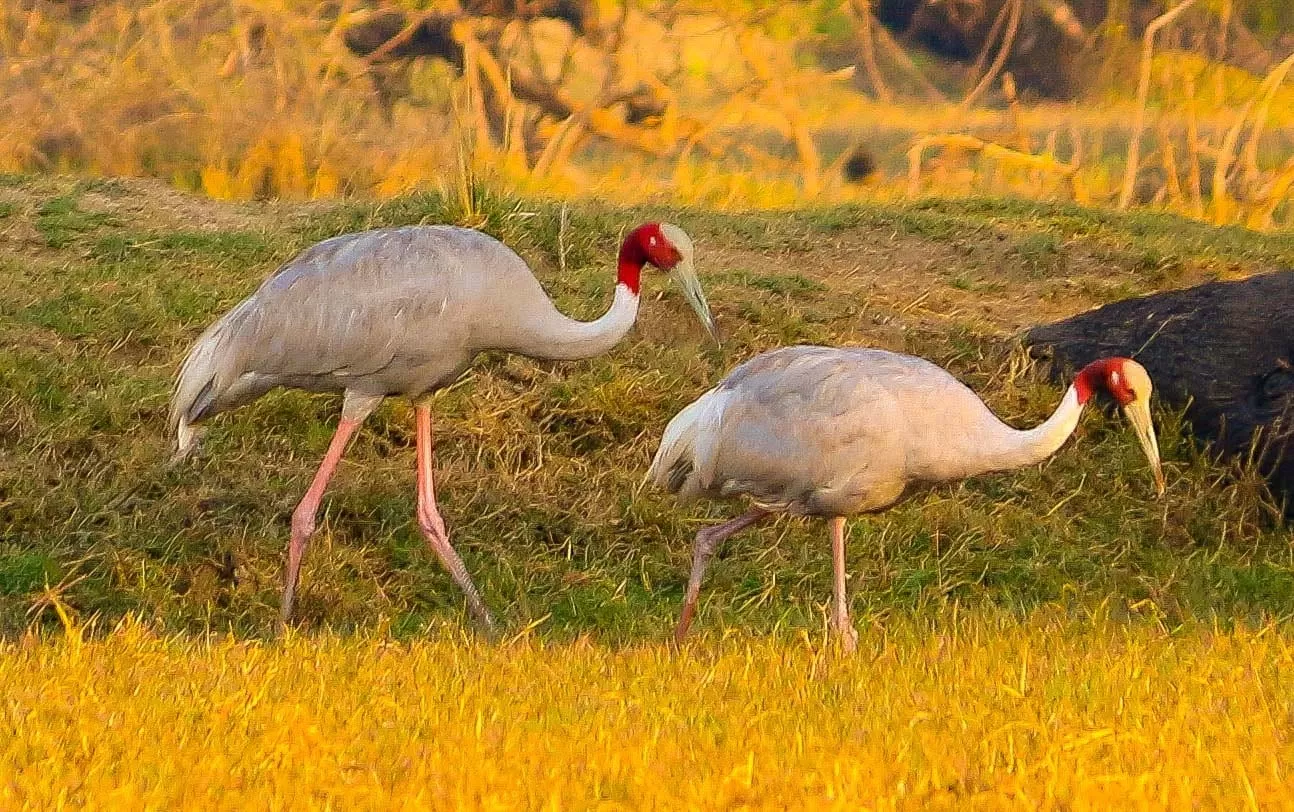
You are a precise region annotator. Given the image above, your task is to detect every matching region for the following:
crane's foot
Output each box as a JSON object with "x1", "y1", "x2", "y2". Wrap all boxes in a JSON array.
[
  {"x1": 834, "y1": 621, "x2": 859, "y2": 654},
  {"x1": 469, "y1": 603, "x2": 500, "y2": 640}
]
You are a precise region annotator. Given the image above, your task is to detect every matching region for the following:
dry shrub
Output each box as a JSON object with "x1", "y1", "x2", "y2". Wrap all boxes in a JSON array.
[
  {"x1": 2, "y1": 1, "x2": 1291, "y2": 225},
  {"x1": 0, "y1": 0, "x2": 864, "y2": 208},
  {"x1": 0, "y1": 0, "x2": 455, "y2": 198}
]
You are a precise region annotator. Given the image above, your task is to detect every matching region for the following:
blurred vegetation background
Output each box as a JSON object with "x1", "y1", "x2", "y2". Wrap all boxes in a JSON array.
[{"x1": 1, "y1": 0, "x2": 1292, "y2": 225}]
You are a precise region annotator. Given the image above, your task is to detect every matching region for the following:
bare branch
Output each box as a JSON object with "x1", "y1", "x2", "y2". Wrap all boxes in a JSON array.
[
  {"x1": 966, "y1": 0, "x2": 1013, "y2": 91},
  {"x1": 1117, "y1": 0, "x2": 1199, "y2": 211},
  {"x1": 908, "y1": 133, "x2": 1086, "y2": 201},
  {"x1": 873, "y1": 17, "x2": 947, "y2": 102},
  {"x1": 1210, "y1": 94, "x2": 1257, "y2": 224},
  {"x1": 848, "y1": 0, "x2": 893, "y2": 104},
  {"x1": 958, "y1": 0, "x2": 1021, "y2": 111},
  {"x1": 1240, "y1": 51, "x2": 1294, "y2": 196}
]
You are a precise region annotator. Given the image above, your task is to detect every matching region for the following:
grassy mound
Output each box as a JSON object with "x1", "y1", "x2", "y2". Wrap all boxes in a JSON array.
[{"x1": 1, "y1": 175, "x2": 1293, "y2": 639}]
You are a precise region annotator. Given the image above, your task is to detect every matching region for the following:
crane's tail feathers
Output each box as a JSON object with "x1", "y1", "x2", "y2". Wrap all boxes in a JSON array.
[{"x1": 645, "y1": 387, "x2": 726, "y2": 495}]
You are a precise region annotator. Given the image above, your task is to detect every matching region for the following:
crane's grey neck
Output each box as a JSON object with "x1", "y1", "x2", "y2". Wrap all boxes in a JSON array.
[
  {"x1": 971, "y1": 385, "x2": 1086, "y2": 475},
  {"x1": 519, "y1": 283, "x2": 640, "y2": 361}
]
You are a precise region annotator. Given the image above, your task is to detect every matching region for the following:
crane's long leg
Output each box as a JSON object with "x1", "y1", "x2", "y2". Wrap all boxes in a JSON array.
[
  {"x1": 282, "y1": 416, "x2": 365, "y2": 625},
  {"x1": 414, "y1": 404, "x2": 497, "y2": 633},
  {"x1": 829, "y1": 516, "x2": 858, "y2": 653},
  {"x1": 673, "y1": 507, "x2": 768, "y2": 644}
]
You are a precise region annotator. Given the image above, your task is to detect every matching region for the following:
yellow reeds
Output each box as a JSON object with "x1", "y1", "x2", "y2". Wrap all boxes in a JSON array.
[{"x1": 3, "y1": 611, "x2": 1292, "y2": 807}]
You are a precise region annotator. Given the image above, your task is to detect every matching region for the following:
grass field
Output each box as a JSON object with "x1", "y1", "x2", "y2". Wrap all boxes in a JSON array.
[
  {"x1": 4, "y1": 613, "x2": 1294, "y2": 807},
  {"x1": 2, "y1": 174, "x2": 1294, "y2": 806}
]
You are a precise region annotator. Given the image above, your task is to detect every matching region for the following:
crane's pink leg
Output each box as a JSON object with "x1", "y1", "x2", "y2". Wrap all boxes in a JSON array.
[
  {"x1": 282, "y1": 417, "x2": 363, "y2": 625},
  {"x1": 415, "y1": 405, "x2": 497, "y2": 632},
  {"x1": 673, "y1": 507, "x2": 768, "y2": 644},
  {"x1": 829, "y1": 516, "x2": 858, "y2": 653}
]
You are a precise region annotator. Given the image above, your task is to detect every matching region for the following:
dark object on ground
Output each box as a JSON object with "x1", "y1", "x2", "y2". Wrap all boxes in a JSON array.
[
  {"x1": 1026, "y1": 271, "x2": 1294, "y2": 518},
  {"x1": 843, "y1": 147, "x2": 878, "y2": 183}
]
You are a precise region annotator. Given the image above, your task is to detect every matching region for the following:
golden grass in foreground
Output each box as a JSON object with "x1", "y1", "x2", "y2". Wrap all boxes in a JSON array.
[{"x1": 4, "y1": 611, "x2": 1292, "y2": 809}]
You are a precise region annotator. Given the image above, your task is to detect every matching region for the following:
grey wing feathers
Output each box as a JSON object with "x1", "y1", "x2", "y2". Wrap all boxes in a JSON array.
[
  {"x1": 706, "y1": 347, "x2": 897, "y2": 512},
  {"x1": 169, "y1": 226, "x2": 531, "y2": 459},
  {"x1": 240, "y1": 227, "x2": 476, "y2": 380},
  {"x1": 648, "y1": 347, "x2": 872, "y2": 503},
  {"x1": 647, "y1": 346, "x2": 964, "y2": 515}
]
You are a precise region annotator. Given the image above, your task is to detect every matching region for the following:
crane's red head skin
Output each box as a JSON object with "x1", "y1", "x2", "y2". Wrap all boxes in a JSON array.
[
  {"x1": 617, "y1": 223, "x2": 683, "y2": 294},
  {"x1": 1074, "y1": 357, "x2": 1141, "y2": 406}
]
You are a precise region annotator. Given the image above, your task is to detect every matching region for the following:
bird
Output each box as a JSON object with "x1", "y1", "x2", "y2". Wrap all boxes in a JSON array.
[
  {"x1": 646, "y1": 345, "x2": 1164, "y2": 651},
  {"x1": 170, "y1": 221, "x2": 719, "y2": 629}
]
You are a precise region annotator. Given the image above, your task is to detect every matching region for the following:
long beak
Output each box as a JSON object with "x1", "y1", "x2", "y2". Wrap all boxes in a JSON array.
[
  {"x1": 669, "y1": 257, "x2": 720, "y2": 346},
  {"x1": 1122, "y1": 398, "x2": 1165, "y2": 497}
]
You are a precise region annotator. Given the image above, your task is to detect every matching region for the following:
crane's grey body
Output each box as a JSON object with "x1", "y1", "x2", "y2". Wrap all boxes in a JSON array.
[
  {"x1": 649, "y1": 345, "x2": 1080, "y2": 517},
  {"x1": 651, "y1": 345, "x2": 1161, "y2": 649},
  {"x1": 170, "y1": 220, "x2": 716, "y2": 630},
  {"x1": 171, "y1": 225, "x2": 638, "y2": 455}
]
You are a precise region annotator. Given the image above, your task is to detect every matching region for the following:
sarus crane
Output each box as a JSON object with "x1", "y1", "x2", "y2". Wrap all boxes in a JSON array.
[
  {"x1": 647, "y1": 346, "x2": 1165, "y2": 650},
  {"x1": 171, "y1": 222, "x2": 719, "y2": 629}
]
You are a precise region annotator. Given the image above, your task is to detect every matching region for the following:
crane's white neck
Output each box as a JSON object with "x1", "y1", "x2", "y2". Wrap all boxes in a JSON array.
[
  {"x1": 523, "y1": 283, "x2": 640, "y2": 361},
  {"x1": 973, "y1": 385, "x2": 1086, "y2": 475}
]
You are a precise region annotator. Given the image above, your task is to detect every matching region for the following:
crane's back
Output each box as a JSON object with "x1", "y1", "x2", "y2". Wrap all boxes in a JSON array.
[
  {"x1": 650, "y1": 346, "x2": 1012, "y2": 516},
  {"x1": 169, "y1": 225, "x2": 555, "y2": 457}
]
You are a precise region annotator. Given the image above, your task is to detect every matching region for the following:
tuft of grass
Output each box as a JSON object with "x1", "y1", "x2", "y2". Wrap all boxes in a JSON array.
[
  {"x1": 34, "y1": 194, "x2": 118, "y2": 248},
  {"x1": 1012, "y1": 231, "x2": 1065, "y2": 278},
  {"x1": 0, "y1": 550, "x2": 59, "y2": 596}
]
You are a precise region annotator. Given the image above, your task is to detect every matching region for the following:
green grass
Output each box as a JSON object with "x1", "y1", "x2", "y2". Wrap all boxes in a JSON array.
[
  {"x1": 34, "y1": 194, "x2": 119, "y2": 248},
  {"x1": 1, "y1": 175, "x2": 1292, "y2": 640}
]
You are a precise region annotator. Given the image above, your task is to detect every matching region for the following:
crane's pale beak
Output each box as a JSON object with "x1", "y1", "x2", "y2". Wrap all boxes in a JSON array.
[
  {"x1": 669, "y1": 256, "x2": 720, "y2": 346},
  {"x1": 1121, "y1": 398, "x2": 1165, "y2": 497}
]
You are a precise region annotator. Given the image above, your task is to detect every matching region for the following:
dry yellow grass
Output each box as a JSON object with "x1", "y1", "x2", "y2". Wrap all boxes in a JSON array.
[
  {"x1": 4, "y1": 610, "x2": 1293, "y2": 809},
  {"x1": 4, "y1": 1, "x2": 1292, "y2": 224}
]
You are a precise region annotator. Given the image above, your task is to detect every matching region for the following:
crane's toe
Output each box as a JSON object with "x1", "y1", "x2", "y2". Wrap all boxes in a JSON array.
[{"x1": 836, "y1": 622, "x2": 859, "y2": 654}]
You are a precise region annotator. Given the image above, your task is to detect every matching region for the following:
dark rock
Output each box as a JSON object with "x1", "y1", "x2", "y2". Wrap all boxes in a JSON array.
[
  {"x1": 843, "y1": 147, "x2": 879, "y2": 183},
  {"x1": 1025, "y1": 271, "x2": 1294, "y2": 517}
]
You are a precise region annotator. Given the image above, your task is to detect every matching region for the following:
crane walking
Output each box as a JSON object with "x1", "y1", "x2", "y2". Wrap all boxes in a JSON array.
[
  {"x1": 171, "y1": 222, "x2": 719, "y2": 628},
  {"x1": 647, "y1": 346, "x2": 1165, "y2": 650}
]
